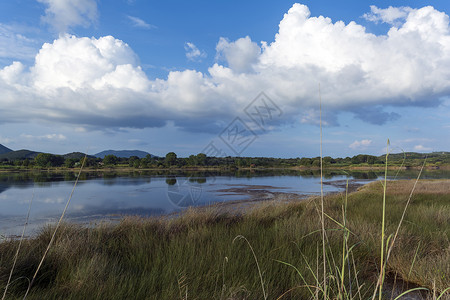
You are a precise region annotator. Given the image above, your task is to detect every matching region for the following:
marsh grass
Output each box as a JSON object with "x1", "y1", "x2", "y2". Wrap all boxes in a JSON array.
[
  {"x1": 0, "y1": 178, "x2": 448, "y2": 299},
  {"x1": 319, "y1": 83, "x2": 328, "y2": 300},
  {"x1": 1, "y1": 189, "x2": 34, "y2": 300}
]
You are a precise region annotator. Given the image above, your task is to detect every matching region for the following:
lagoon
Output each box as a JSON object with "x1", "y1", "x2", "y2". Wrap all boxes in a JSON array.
[{"x1": 0, "y1": 169, "x2": 448, "y2": 237}]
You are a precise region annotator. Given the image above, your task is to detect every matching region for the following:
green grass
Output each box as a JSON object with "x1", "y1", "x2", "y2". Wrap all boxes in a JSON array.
[{"x1": 0, "y1": 179, "x2": 449, "y2": 299}]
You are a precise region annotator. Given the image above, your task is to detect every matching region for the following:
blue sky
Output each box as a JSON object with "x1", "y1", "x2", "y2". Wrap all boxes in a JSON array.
[{"x1": 0, "y1": 0, "x2": 449, "y2": 158}]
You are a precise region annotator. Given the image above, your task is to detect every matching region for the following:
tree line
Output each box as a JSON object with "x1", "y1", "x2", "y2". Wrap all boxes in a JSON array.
[{"x1": 0, "y1": 152, "x2": 391, "y2": 169}]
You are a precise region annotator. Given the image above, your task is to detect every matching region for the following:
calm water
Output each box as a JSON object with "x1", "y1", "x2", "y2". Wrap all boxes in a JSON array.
[{"x1": 0, "y1": 169, "x2": 448, "y2": 237}]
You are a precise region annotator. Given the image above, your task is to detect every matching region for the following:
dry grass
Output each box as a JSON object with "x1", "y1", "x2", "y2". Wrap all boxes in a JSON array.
[
  {"x1": 382, "y1": 180, "x2": 450, "y2": 195},
  {"x1": 0, "y1": 179, "x2": 448, "y2": 299}
]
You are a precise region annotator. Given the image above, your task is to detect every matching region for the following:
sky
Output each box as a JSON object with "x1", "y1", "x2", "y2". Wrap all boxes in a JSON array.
[{"x1": 0, "y1": 0, "x2": 449, "y2": 158}]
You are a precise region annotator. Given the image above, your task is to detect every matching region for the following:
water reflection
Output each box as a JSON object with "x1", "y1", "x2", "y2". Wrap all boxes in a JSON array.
[
  {"x1": 0, "y1": 169, "x2": 448, "y2": 237},
  {"x1": 0, "y1": 169, "x2": 448, "y2": 196},
  {"x1": 165, "y1": 177, "x2": 177, "y2": 186}
]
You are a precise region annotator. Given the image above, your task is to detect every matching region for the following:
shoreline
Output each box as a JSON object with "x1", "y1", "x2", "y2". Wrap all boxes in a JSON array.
[
  {"x1": 0, "y1": 179, "x2": 448, "y2": 298},
  {"x1": 133, "y1": 179, "x2": 372, "y2": 223},
  {"x1": 0, "y1": 164, "x2": 448, "y2": 173},
  {"x1": 2, "y1": 179, "x2": 371, "y2": 240}
]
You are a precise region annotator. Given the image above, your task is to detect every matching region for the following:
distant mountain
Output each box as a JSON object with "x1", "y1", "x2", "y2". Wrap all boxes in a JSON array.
[
  {"x1": 62, "y1": 152, "x2": 96, "y2": 160},
  {"x1": 0, "y1": 150, "x2": 40, "y2": 160},
  {"x1": 94, "y1": 150, "x2": 155, "y2": 159},
  {"x1": 0, "y1": 144, "x2": 12, "y2": 155}
]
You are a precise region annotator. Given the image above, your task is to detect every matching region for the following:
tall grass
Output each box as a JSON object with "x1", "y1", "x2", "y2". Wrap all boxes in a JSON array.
[
  {"x1": 23, "y1": 155, "x2": 86, "y2": 299},
  {"x1": 272, "y1": 116, "x2": 446, "y2": 300},
  {"x1": 1, "y1": 190, "x2": 34, "y2": 300},
  {"x1": 0, "y1": 178, "x2": 448, "y2": 299},
  {"x1": 319, "y1": 83, "x2": 328, "y2": 300},
  {"x1": 377, "y1": 139, "x2": 390, "y2": 300}
]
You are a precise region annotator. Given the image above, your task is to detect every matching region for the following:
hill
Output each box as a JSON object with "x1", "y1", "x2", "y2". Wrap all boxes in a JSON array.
[
  {"x1": 376, "y1": 151, "x2": 450, "y2": 165},
  {"x1": 94, "y1": 150, "x2": 155, "y2": 159},
  {"x1": 0, "y1": 144, "x2": 12, "y2": 155},
  {"x1": 62, "y1": 152, "x2": 96, "y2": 160},
  {"x1": 382, "y1": 151, "x2": 443, "y2": 160},
  {"x1": 0, "y1": 150, "x2": 40, "y2": 160}
]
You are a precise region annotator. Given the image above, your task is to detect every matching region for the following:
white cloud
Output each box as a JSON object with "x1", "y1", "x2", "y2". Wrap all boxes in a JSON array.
[
  {"x1": 254, "y1": 4, "x2": 450, "y2": 113},
  {"x1": 363, "y1": 5, "x2": 413, "y2": 25},
  {"x1": 349, "y1": 139, "x2": 372, "y2": 150},
  {"x1": 127, "y1": 16, "x2": 155, "y2": 29},
  {"x1": 216, "y1": 36, "x2": 260, "y2": 73},
  {"x1": 31, "y1": 34, "x2": 146, "y2": 91},
  {"x1": 38, "y1": 0, "x2": 98, "y2": 32},
  {"x1": 184, "y1": 42, "x2": 206, "y2": 61},
  {"x1": 0, "y1": 24, "x2": 38, "y2": 60},
  {"x1": 2, "y1": 4, "x2": 450, "y2": 132},
  {"x1": 0, "y1": 61, "x2": 26, "y2": 85},
  {"x1": 21, "y1": 133, "x2": 67, "y2": 141},
  {"x1": 414, "y1": 144, "x2": 432, "y2": 152}
]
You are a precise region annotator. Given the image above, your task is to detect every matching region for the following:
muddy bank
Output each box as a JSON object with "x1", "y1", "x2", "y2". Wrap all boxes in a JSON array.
[
  {"x1": 322, "y1": 179, "x2": 371, "y2": 193},
  {"x1": 192, "y1": 179, "x2": 371, "y2": 214}
]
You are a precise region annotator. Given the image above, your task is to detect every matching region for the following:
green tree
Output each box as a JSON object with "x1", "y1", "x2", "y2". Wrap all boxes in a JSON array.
[
  {"x1": 165, "y1": 152, "x2": 177, "y2": 167},
  {"x1": 79, "y1": 157, "x2": 98, "y2": 167},
  {"x1": 140, "y1": 157, "x2": 151, "y2": 168},
  {"x1": 299, "y1": 158, "x2": 312, "y2": 166},
  {"x1": 133, "y1": 159, "x2": 141, "y2": 168},
  {"x1": 22, "y1": 159, "x2": 30, "y2": 167},
  {"x1": 311, "y1": 159, "x2": 321, "y2": 167},
  {"x1": 236, "y1": 158, "x2": 243, "y2": 167},
  {"x1": 323, "y1": 156, "x2": 335, "y2": 164},
  {"x1": 187, "y1": 155, "x2": 198, "y2": 166},
  {"x1": 196, "y1": 153, "x2": 207, "y2": 166},
  {"x1": 34, "y1": 153, "x2": 65, "y2": 167},
  {"x1": 129, "y1": 156, "x2": 140, "y2": 167},
  {"x1": 64, "y1": 158, "x2": 77, "y2": 168},
  {"x1": 351, "y1": 154, "x2": 378, "y2": 165},
  {"x1": 366, "y1": 155, "x2": 378, "y2": 164},
  {"x1": 103, "y1": 155, "x2": 118, "y2": 166}
]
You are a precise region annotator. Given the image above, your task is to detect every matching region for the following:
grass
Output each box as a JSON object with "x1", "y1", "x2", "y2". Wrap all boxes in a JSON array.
[{"x1": 0, "y1": 179, "x2": 449, "y2": 299}]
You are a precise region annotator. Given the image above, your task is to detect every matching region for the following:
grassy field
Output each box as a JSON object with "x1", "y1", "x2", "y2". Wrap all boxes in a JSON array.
[{"x1": 0, "y1": 180, "x2": 449, "y2": 299}]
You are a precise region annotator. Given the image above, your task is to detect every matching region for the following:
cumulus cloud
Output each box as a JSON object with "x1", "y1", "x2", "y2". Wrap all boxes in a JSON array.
[
  {"x1": 184, "y1": 42, "x2": 206, "y2": 61},
  {"x1": 127, "y1": 16, "x2": 155, "y2": 29},
  {"x1": 38, "y1": 0, "x2": 98, "y2": 32},
  {"x1": 349, "y1": 139, "x2": 372, "y2": 150},
  {"x1": 363, "y1": 5, "x2": 413, "y2": 25},
  {"x1": 0, "y1": 61, "x2": 26, "y2": 85},
  {"x1": 216, "y1": 36, "x2": 260, "y2": 73},
  {"x1": 2, "y1": 4, "x2": 450, "y2": 132},
  {"x1": 31, "y1": 35, "x2": 145, "y2": 91},
  {"x1": 0, "y1": 34, "x2": 162, "y2": 128}
]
